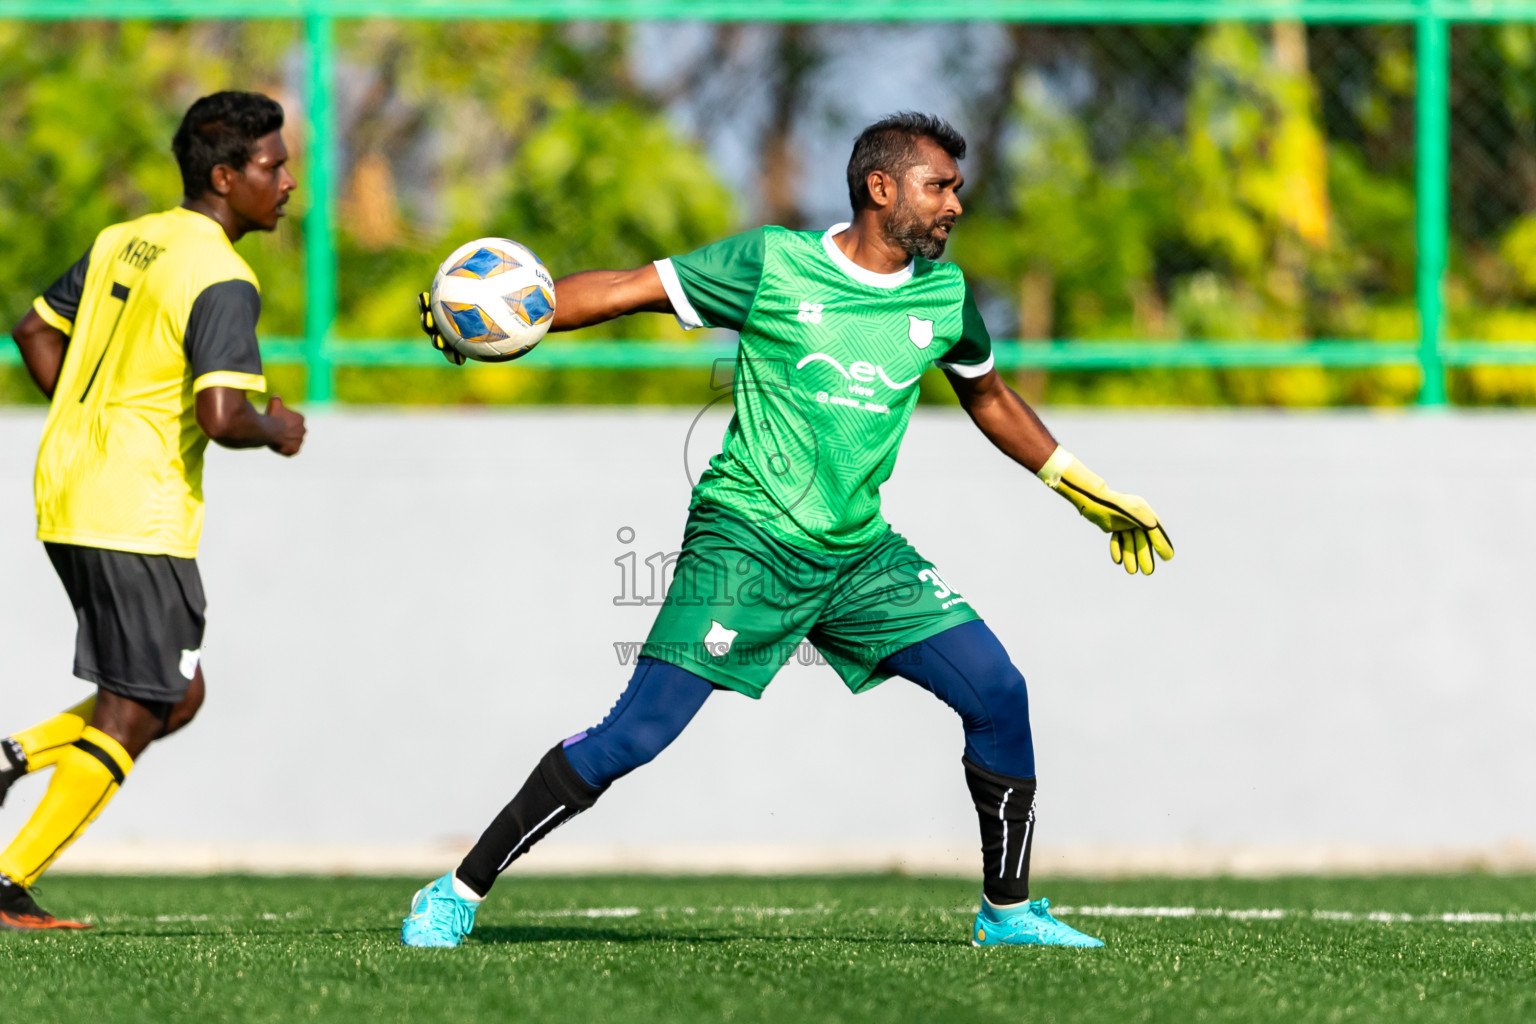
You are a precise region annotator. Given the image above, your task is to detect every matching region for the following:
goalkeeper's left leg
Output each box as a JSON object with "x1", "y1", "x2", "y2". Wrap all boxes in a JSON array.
[
  {"x1": 882, "y1": 621, "x2": 1103, "y2": 947},
  {"x1": 881, "y1": 620, "x2": 1039, "y2": 904}
]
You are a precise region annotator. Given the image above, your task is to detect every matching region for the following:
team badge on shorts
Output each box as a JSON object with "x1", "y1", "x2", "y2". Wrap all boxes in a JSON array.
[
  {"x1": 178, "y1": 648, "x2": 202, "y2": 680},
  {"x1": 704, "y1": 621, "x2": 738, "y2": 658}
]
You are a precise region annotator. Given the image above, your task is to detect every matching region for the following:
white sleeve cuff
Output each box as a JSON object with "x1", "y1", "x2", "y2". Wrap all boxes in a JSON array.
[
  {"x1": 937, "y1": 352, "x2": 995, "y2": 378},
  {"x1": 653, "y1": 258, "x2": 705, "y2": 331}
]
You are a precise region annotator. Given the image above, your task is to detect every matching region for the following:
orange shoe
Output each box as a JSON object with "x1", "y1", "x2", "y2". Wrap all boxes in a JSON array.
[{"x1": 0, "y1": 876, "x2": 91, "y2": 931}]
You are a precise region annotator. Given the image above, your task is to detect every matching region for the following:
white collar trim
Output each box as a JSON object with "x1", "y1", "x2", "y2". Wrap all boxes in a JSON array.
[{"x1": 821, "y1": 223, "x2": 914, "y2": 289}]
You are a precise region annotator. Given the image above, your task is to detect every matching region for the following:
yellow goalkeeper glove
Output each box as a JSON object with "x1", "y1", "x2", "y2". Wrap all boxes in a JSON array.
[
  {"x1": 1038, "y1": 446, "x2": 1174, "y2": 575},
  {"x1": 417, "y1": 291, "x2": 466, "y2": 366}
]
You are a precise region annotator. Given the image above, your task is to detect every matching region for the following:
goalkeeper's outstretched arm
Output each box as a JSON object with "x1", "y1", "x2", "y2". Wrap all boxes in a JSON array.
[
  {"x1": 947, "y1": 366, "x2": 1174, "y2": 575},
  {"x1": 546, "y1": 267, "x2": 675, "y2": 331},
  {"x1": 417, "y1": 266, "x2": 673, "y2": 364}
]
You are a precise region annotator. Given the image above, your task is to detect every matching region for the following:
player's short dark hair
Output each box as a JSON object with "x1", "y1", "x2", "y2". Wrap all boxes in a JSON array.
[
  {"x1": 172, "y1": 91, "x2": 285, "y2": 200},
  {"x1": 846, "y1": 112, "x2": 967, "y2": 212}
]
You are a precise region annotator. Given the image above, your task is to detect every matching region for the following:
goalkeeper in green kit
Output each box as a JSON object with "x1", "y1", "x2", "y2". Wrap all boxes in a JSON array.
[{"x1": 403, "y1": 113, "x2": 1174, "y2": 949}]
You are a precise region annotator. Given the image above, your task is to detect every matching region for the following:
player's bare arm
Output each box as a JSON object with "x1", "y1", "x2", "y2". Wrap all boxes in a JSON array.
[
  {"x1": 950, "y1": 366, "x2": 1173, "y2": 574},
  {"x1": 947, "y1": 366, "x2": 1059, "y2": 473},
  {"x1": 548, "y1": 267, "x2": 673, "y2": 330},
  {"x1": 195, "y1": 388, "x2": 306, "y2": 456},
  {"x1": 417, "y1": 265, "x2": 669, "y2": 364},
  {"x1": 10, "y1": 309, "x2": 68, "y2": 400}
]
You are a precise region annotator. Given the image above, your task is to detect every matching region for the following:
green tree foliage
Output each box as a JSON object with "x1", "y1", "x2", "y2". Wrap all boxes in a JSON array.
[
  {"x1": 5, "y1": 18, "x2": 1536, "y2": 407},
  {"x1": 951, "y1": 21, "x2": 1536, "y2": 406},
  {"x1": 327, "y1": 21, "x2": 734, "y2": 404},
  {"x1": 950, "y1": 23, "x2": 1423, "y2": 406},
  {"x1": 0, "y1": 19, "x2": 734, "y2": 406}
]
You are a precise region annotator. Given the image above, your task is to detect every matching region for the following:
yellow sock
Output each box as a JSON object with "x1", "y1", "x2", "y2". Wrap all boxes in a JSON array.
[
  {"x1": 0, "y1": 726, "x2": 131, "y2": 887},
  {"x1": 7, "y1": 696, "x2": 97, "y2": 772}
]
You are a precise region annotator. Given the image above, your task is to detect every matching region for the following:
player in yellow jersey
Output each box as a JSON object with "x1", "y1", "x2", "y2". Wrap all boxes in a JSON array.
[{"x1": 0, "y1": 92, "x2": 306, "y2": 930}]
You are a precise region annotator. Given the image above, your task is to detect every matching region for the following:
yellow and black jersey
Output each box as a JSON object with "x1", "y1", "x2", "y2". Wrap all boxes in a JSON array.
[{"x1": 31, "y1": 206, "x2": 268, "y2": 558}]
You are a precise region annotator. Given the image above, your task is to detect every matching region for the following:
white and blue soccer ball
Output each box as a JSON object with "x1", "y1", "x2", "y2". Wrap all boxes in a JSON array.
[{"x1": 430, "y1": 237, "x2": 556, "y2": 362}]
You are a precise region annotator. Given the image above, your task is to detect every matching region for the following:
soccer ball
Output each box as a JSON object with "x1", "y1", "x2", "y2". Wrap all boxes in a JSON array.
[{"x1": 429, "y1": 238, "x2": 556, "y2": 362}]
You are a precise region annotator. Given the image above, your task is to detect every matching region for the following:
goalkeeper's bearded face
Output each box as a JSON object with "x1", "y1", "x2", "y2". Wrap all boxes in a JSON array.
[{"x1": 884, "y1": 138, "x2": 963, "y2": 261}]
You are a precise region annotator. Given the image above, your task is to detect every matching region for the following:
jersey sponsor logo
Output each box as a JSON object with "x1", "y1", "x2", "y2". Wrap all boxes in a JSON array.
[
  {"x1": 796, "y1": 353, "x2": 920, "y2": 391},
  {"x1": 704, "y1": 620, "x2": 738, "y2": 657},
  {"x1": 815, "y1": 390, "x2": 888, "y2": 414},
  {"x1": 908, "y1": 315, "x2": 934, "y2": 349},
  {"x1": 797, "y1": 301, "x2": 824, "y2": 324},
  {"x1": 178, "y1": 648, "x2": 201, "y2": 680}
]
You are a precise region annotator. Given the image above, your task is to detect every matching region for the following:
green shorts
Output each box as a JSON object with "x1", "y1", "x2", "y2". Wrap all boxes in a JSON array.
[{"x1": 640, "y1": 503, "x2": 981, "y2": 697}]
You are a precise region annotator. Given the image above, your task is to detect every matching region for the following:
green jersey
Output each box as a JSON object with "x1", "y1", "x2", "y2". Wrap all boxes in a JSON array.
[{"x1": 656, "y1": 223, "x2": 993, "y2": 553}]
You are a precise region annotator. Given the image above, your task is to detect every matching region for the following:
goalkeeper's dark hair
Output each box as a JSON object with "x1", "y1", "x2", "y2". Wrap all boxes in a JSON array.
[
  {"x1": 172, "y1": 92, "x2": 285, "y2": 200},
  {"x1": 846, "y1": 112, "x2": 966, "y2": 212}
]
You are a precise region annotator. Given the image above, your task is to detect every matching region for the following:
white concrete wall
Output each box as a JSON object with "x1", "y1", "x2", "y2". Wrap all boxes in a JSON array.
[{"x1": 1, "y1": 408, "x2": 1533, "y2": 876}]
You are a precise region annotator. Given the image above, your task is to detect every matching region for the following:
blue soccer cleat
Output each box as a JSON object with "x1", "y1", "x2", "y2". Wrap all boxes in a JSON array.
[
  {"x1": 971, "y1": 896, "x2": 1105, "y2": 948},
  {"x1": 401, "y1": 872, "x2": 479, "y2": 948}
]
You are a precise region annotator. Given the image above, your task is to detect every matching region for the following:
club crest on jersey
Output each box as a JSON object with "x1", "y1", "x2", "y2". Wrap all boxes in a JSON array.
[
  {"x1": 704, "y1": 620, "x2": 738, "y2": 658},
  {"x1": 908, "y1": 315, "x2": 934, "y2": 349}
]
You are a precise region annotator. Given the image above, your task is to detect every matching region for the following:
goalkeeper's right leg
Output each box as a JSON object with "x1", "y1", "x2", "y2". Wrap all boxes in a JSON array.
[{"x1": 402, "y1": 658, "x2": 714, "y2": 947}]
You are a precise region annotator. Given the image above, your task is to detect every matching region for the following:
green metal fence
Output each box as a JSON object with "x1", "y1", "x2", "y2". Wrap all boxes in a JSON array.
[{"x1": 5, "y1": 0, "x2": 1536, "y2": 405}]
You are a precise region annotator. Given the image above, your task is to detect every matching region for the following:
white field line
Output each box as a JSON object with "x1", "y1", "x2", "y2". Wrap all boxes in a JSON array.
[
  {"x1": 85, "y1": 909, "x2": 317, "y2": 924},
  {"x1": 509, "y1": 905, "x2": 1536, "y2": 924},
  {"x1": 88, "y1": 905, "x2": 1536, "y2": 926},
  {"x1": 1056, "y1": 905, "x2": 1536, "y2": 924}
]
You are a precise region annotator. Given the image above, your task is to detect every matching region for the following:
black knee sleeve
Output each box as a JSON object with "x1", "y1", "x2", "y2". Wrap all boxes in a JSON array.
[
  {"x1": 456, "y1": 744, "x2": 606, "y2": 897},
  {"x1": 1, "y1": 738, "x2": 26, "y2": 773},
  {"x1": 963, "y1": 756, "x2": 1037, "y2": 906}
]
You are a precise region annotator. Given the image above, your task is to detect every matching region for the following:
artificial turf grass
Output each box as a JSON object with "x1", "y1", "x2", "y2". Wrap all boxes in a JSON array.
[{"x1": 1, "y1": 874, "x2": 1533, "y2": 1024}]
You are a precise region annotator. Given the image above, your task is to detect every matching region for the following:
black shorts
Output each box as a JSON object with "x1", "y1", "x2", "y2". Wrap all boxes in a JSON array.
[{"x1": 45, "y1": 542, "x2": 206, "y2": 704}]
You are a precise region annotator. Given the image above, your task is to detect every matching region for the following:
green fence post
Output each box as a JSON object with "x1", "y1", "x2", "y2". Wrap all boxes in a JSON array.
[
  {"x1": 303, "y1": 9, "x2": 337, "y2": 404},
  {"x1": 1415, "y1": 3, "x2": 1450, "y2": 406}
]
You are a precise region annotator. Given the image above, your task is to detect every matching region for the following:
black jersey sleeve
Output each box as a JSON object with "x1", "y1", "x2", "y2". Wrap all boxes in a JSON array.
[
  {"x1": 184, "y1": 279, "x2": 267, "y2": 392},
  {"x1": 34, "y1": 249, "x2": 92, "y2": 333}
]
